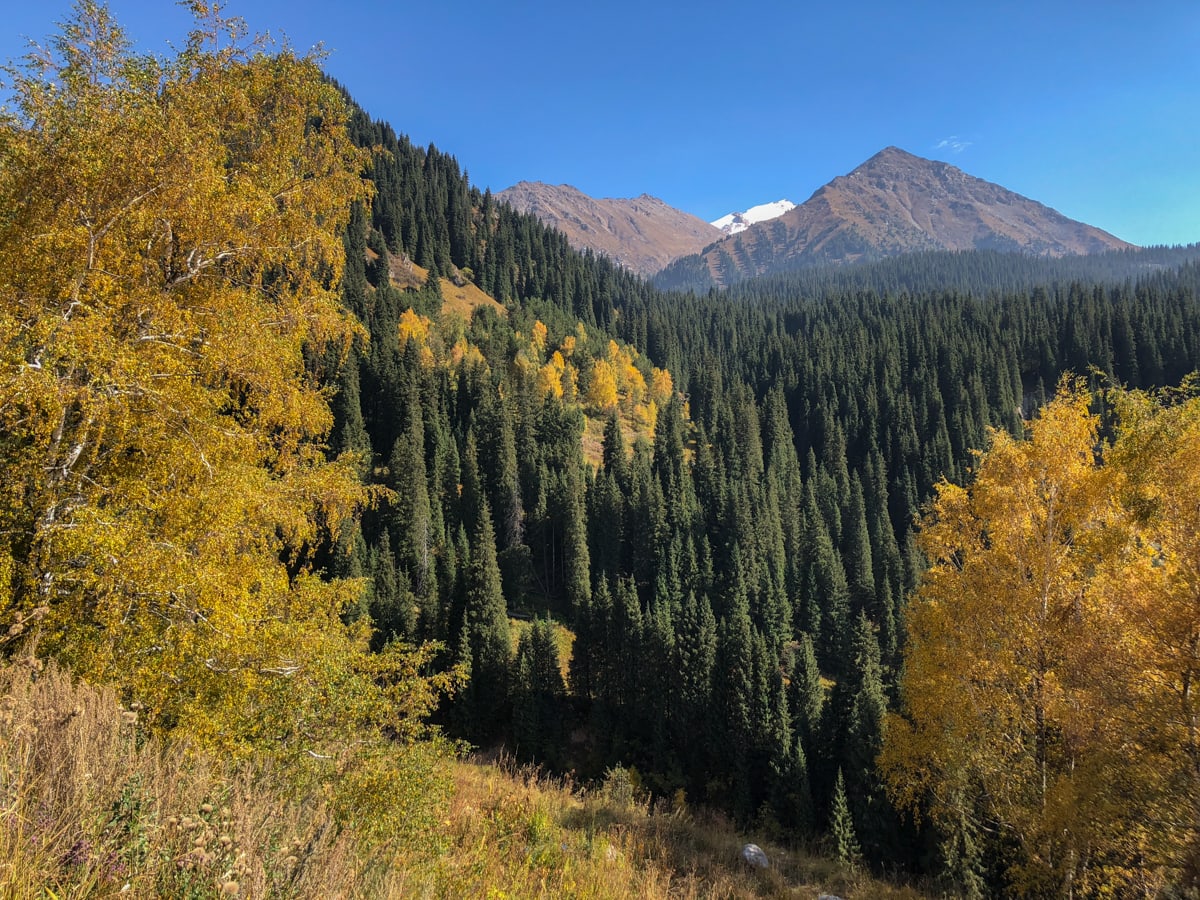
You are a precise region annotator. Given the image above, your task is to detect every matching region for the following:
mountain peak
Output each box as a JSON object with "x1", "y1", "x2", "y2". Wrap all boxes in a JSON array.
[
  {"x1": 497, "y1": 182, "x2": 720, "y2": 277},
  {"x1": 656, "y1": 148, "x2": 1132, "y2": 289},
  {"x1": 851, "y1": 146, "x2": 948, "y2": 177},
  {"x1": 864, "y1": 145, "x2": 910, "y2": 161},
  {"x1": 711, "y1": 199, "x2": 796, "y2": 236}
]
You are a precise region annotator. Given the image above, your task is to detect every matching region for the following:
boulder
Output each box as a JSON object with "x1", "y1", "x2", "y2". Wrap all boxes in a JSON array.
[{"x1": 741, "y1": 842, "x2": 769, "y2": 869}]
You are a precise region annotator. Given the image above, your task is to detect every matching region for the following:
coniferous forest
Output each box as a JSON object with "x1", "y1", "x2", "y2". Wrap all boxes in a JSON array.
[
  {"x1": 3, "y1": 7, "x2": 1200, "y2": 897},
  {"x1": 330, "y1": 99, "x2": 1200, "y2": 894}
]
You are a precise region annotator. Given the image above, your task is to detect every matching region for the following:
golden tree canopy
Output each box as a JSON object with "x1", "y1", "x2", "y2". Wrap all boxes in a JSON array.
[
  {"x1": 882, "y1": 380, "x2": 1200, "y2": 896},
  {"x1": 0, "y1": 2, "x2": 451, "y2": 756}
]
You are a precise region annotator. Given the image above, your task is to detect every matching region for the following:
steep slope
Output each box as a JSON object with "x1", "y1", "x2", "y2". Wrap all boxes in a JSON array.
[
  {"x1": 711, "y1": 199, "x2": 796, "y2": 235},
  {"x1": 497, "y1": 181, "x2": 721, "y2": 277},
  {"x1": 656, "y1": 147, "x2": 1133, "y2": 290}
]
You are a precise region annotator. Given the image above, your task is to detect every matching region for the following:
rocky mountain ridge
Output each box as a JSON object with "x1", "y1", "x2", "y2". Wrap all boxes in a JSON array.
[
  {"x1": 656, "y1": 147, "x2": 1132, "y2": 289},
  {"x1": 495, "y1": 181, "x2": 720, "y2": 278}
]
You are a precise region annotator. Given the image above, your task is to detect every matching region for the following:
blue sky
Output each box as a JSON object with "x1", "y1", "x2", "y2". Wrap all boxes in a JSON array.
[{"x1": 4, "y1": 1, "x2": 1198, "y2": 246}]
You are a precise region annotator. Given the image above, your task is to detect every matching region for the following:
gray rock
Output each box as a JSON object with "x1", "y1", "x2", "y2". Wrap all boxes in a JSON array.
[{"x1": 741, "y1": 842, "x2": 769, "y2": 869}]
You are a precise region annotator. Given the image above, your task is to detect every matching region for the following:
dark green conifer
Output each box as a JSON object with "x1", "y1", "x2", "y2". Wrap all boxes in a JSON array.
[
  {"x1": 458, "y1": 501, "x2": 511, "y2": 742},
  {"x1": 512, "y1": 619, "x2": 566, "y2": 764},
  {"x1": 842, "y1": 473, "x2": 876, "y2": 619},
  {"x1": 788, "y1": 632, "x2": 824, "y2": 753},
  {"x1": 830, "y1": 768, "x2": 862, "y2": 867}
]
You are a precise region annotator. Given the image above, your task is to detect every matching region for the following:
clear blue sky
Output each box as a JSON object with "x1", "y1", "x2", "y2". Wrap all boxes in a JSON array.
[{"x1": 4, "y1": 1, "x2": 1198, "y2": 246}]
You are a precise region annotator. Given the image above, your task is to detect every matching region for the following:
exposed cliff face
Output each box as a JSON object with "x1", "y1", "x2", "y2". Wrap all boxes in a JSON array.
[{"x1": 497, "y1": 181, "x2": 721, "y2": 277}]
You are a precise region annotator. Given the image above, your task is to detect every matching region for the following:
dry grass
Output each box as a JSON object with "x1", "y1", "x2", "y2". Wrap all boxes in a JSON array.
[
  {"x1": 396, "y1": 259, "x2": 506, "y2": 321},
  {"x1": 396, "y1": 759, "x2": 929, "y2": 899},
  {"x1": 438, "y1": 275, "x2": 506, "y2": 321},
  {"x1": 0, "y1": 660, "x2": 431, "y2": 898},
  {"x1": 0, "y1": 660, "x2": 928, "y2": 898}
]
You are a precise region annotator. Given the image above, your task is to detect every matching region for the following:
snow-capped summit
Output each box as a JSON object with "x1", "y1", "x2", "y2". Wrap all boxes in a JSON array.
[{"x1": 711, "y1": 199, "x2": 796, "y2": 236}]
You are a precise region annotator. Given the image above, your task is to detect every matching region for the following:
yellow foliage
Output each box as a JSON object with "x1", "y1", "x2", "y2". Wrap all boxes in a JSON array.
[
  {"x1": 584, "y1": 358, "x2": 619, "y2": 413},
  {"x1": 0, "y1": 5, "x2": 450, "y2": 756},
  {"x1": 530, "y1": 320, "x2": 548, "y2": 356},
  {"x1": 649, "y1": 367, "x2": 674, "y2": 406},
  {"x1": 882, "y1": 379, "x2": 1200, "y2": 894},
  {"x1": 537, "y1": 361, "x2": 564, "y2": 399},
  {"x1": 398, "y1": 308, "x2": 433, "y2": 347},
  {"x1": 623, "y1": 362, "x2": 647, "y2": 406},
  {"x1": 635, "y1": 400, "x2": 658, "y2": 432}
]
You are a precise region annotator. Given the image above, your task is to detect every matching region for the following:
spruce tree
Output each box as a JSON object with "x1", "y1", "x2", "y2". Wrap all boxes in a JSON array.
[
  {"x1": 512, "y1": 618, "x2": 566, "y2": 765},
  {"x1": 843, "y1": 612, "x2": 903, "y2": 864},
  {"x1": 368, "y1": 530, "x2": 414, "y2": 644},
  {"x1": 788, "y1": 632, "x2": 824, "y2": 755},
  {"x1": 787, "y1": 737, "x2": 816, "y2": 835},
  {"x1": 842, "y1": 473, "x2": 876, "y2": 619},
  {"x1": 830, "y1": 768, "x2": 863, "y2": 867},
  {"x1": 459, "y1": 501, "x2": 511, "y2": 742},
  {"x1": 389, "y1": 412, "x2": 432, "y2": 597},
  {"x1": 672, "y1": 589, "x2": 716, "y2": 791},
  {"x1": 561, "y1": 457, "x2": 592, "y2": 616},
  {"x1": 713, "y1": 581, "x2": 757, "y2": 820}
]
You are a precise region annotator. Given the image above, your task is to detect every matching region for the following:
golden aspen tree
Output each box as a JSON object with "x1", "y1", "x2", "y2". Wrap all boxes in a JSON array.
[
  {"x1": 883, "y1": 380, "x2": 1200, "y2": 895},
  {"x1": 536, "y1": 351, "x2": 566, "y2": 400},
  {"x1": 649, "y1": 367, "x2": 674, "y2": 407},
  {"x1": 0, "y1": 3, "x2": 452, "y2": 756},
  {"x1": 1105, "y1": 384, "x2": 1200, "y2": 889},
  {"x1": 880, "y1": 383, "x2": 1125, "y2": 894},
  {"x1": 530, "y1": 319, "x2": 548, "y2": 356},
  {"x1": 585, "y1": 358, "x2": 619, "y2": 413}
]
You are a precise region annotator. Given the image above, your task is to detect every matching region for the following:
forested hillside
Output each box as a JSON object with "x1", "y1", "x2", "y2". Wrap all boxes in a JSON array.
[
  {"x1": 3, "y1": 6, "x2": 1198, "y2": 898},
  {"x1": 329, "y1": 87, "x2": 1200, "y2": 895},
  {"x1": 656, "y1": 242, "x2": 1200, "y2": 296}
]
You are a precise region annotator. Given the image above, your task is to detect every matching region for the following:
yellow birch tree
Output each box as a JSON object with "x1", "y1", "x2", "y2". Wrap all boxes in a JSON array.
[
  {"x1": 883, "y1": 380, "x2": 1200, "y2": 895},
  {"x1": 0, "y1": 2, "x2": 451, "y2": 757}
]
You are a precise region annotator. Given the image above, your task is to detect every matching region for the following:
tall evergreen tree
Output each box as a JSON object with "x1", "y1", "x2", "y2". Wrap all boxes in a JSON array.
[
  {"x1": 456, "y1": 500, "x2": 511, "y2": 742},
  {"x1": 830, "y1": 768, "x2": 863, "y2": 867},
  {"x1": 512, "y1": 619, "x2": 566, "y2": 765}
]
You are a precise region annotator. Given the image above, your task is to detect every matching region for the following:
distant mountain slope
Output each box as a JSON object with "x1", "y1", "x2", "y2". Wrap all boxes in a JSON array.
[
  {"x1": 497, "y1": 181, "x2": 721, "y2": 278},
  {"x1": 711, "y1": 199, "x2": 796, "y2": 235},
  {"x1": 656, "y1": 147, "x2": 1133, "y2": 290}
]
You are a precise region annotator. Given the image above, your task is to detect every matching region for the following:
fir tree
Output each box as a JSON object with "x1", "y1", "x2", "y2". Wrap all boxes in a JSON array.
[
  {"x1": 830, "y1": 768, "x2": 863, "y2": 867},
  {"x1": 457, "y1": 501, "x2": 511, "y2": 742},
  {"x1": 512, "y1": 619, "x2": 566, "y2": 765}
]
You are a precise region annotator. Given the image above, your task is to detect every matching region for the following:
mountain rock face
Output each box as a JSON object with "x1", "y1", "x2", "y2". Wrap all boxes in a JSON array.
[
  {"x1": 711, "y1": 199, "x2": 796, "y2": 236},
  {"x1": 656, "y1": 147, "x2": 1133, "y2": 289},
  {"x1": 496, "y1": 182, "x2": 721, "y2": 277}
]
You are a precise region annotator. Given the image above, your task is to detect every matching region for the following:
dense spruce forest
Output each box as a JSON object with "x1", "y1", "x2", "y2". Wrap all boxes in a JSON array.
[
  {"x1": 653, "y1": 233, "x2": 1200, "y2": 294},
  {"x1": 328, "y1": 102, "x2": 1200, "y2": 893}
]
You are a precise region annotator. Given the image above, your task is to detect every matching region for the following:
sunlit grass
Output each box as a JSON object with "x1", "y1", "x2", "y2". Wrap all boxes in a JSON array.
[{"x1": 0, "y1": 660, "x2": 928, "y2": 898}]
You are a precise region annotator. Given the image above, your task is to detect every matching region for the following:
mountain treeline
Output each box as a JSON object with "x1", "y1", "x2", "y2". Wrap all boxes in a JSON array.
[{"x1": 654, "y1": 239, "x2": 1200, "y2": 295}]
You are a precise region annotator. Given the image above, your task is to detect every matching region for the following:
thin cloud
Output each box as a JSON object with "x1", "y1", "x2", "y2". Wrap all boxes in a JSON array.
[{"x1": 935, "y1": 136, "x2": 973, "y2": 154}]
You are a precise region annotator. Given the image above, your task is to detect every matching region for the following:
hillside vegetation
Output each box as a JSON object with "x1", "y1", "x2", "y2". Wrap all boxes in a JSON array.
[
  {"x1": 1, "y1": 660, "x2": 922, "y2": 898},
  {"x1": 2, "y1": 5, "x2": 1199, "y2": 899}
]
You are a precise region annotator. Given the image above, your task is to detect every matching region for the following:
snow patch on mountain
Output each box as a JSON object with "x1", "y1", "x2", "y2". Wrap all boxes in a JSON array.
[{"x1": 711, "y1": 199, "x2": 796, "y2": 235}]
